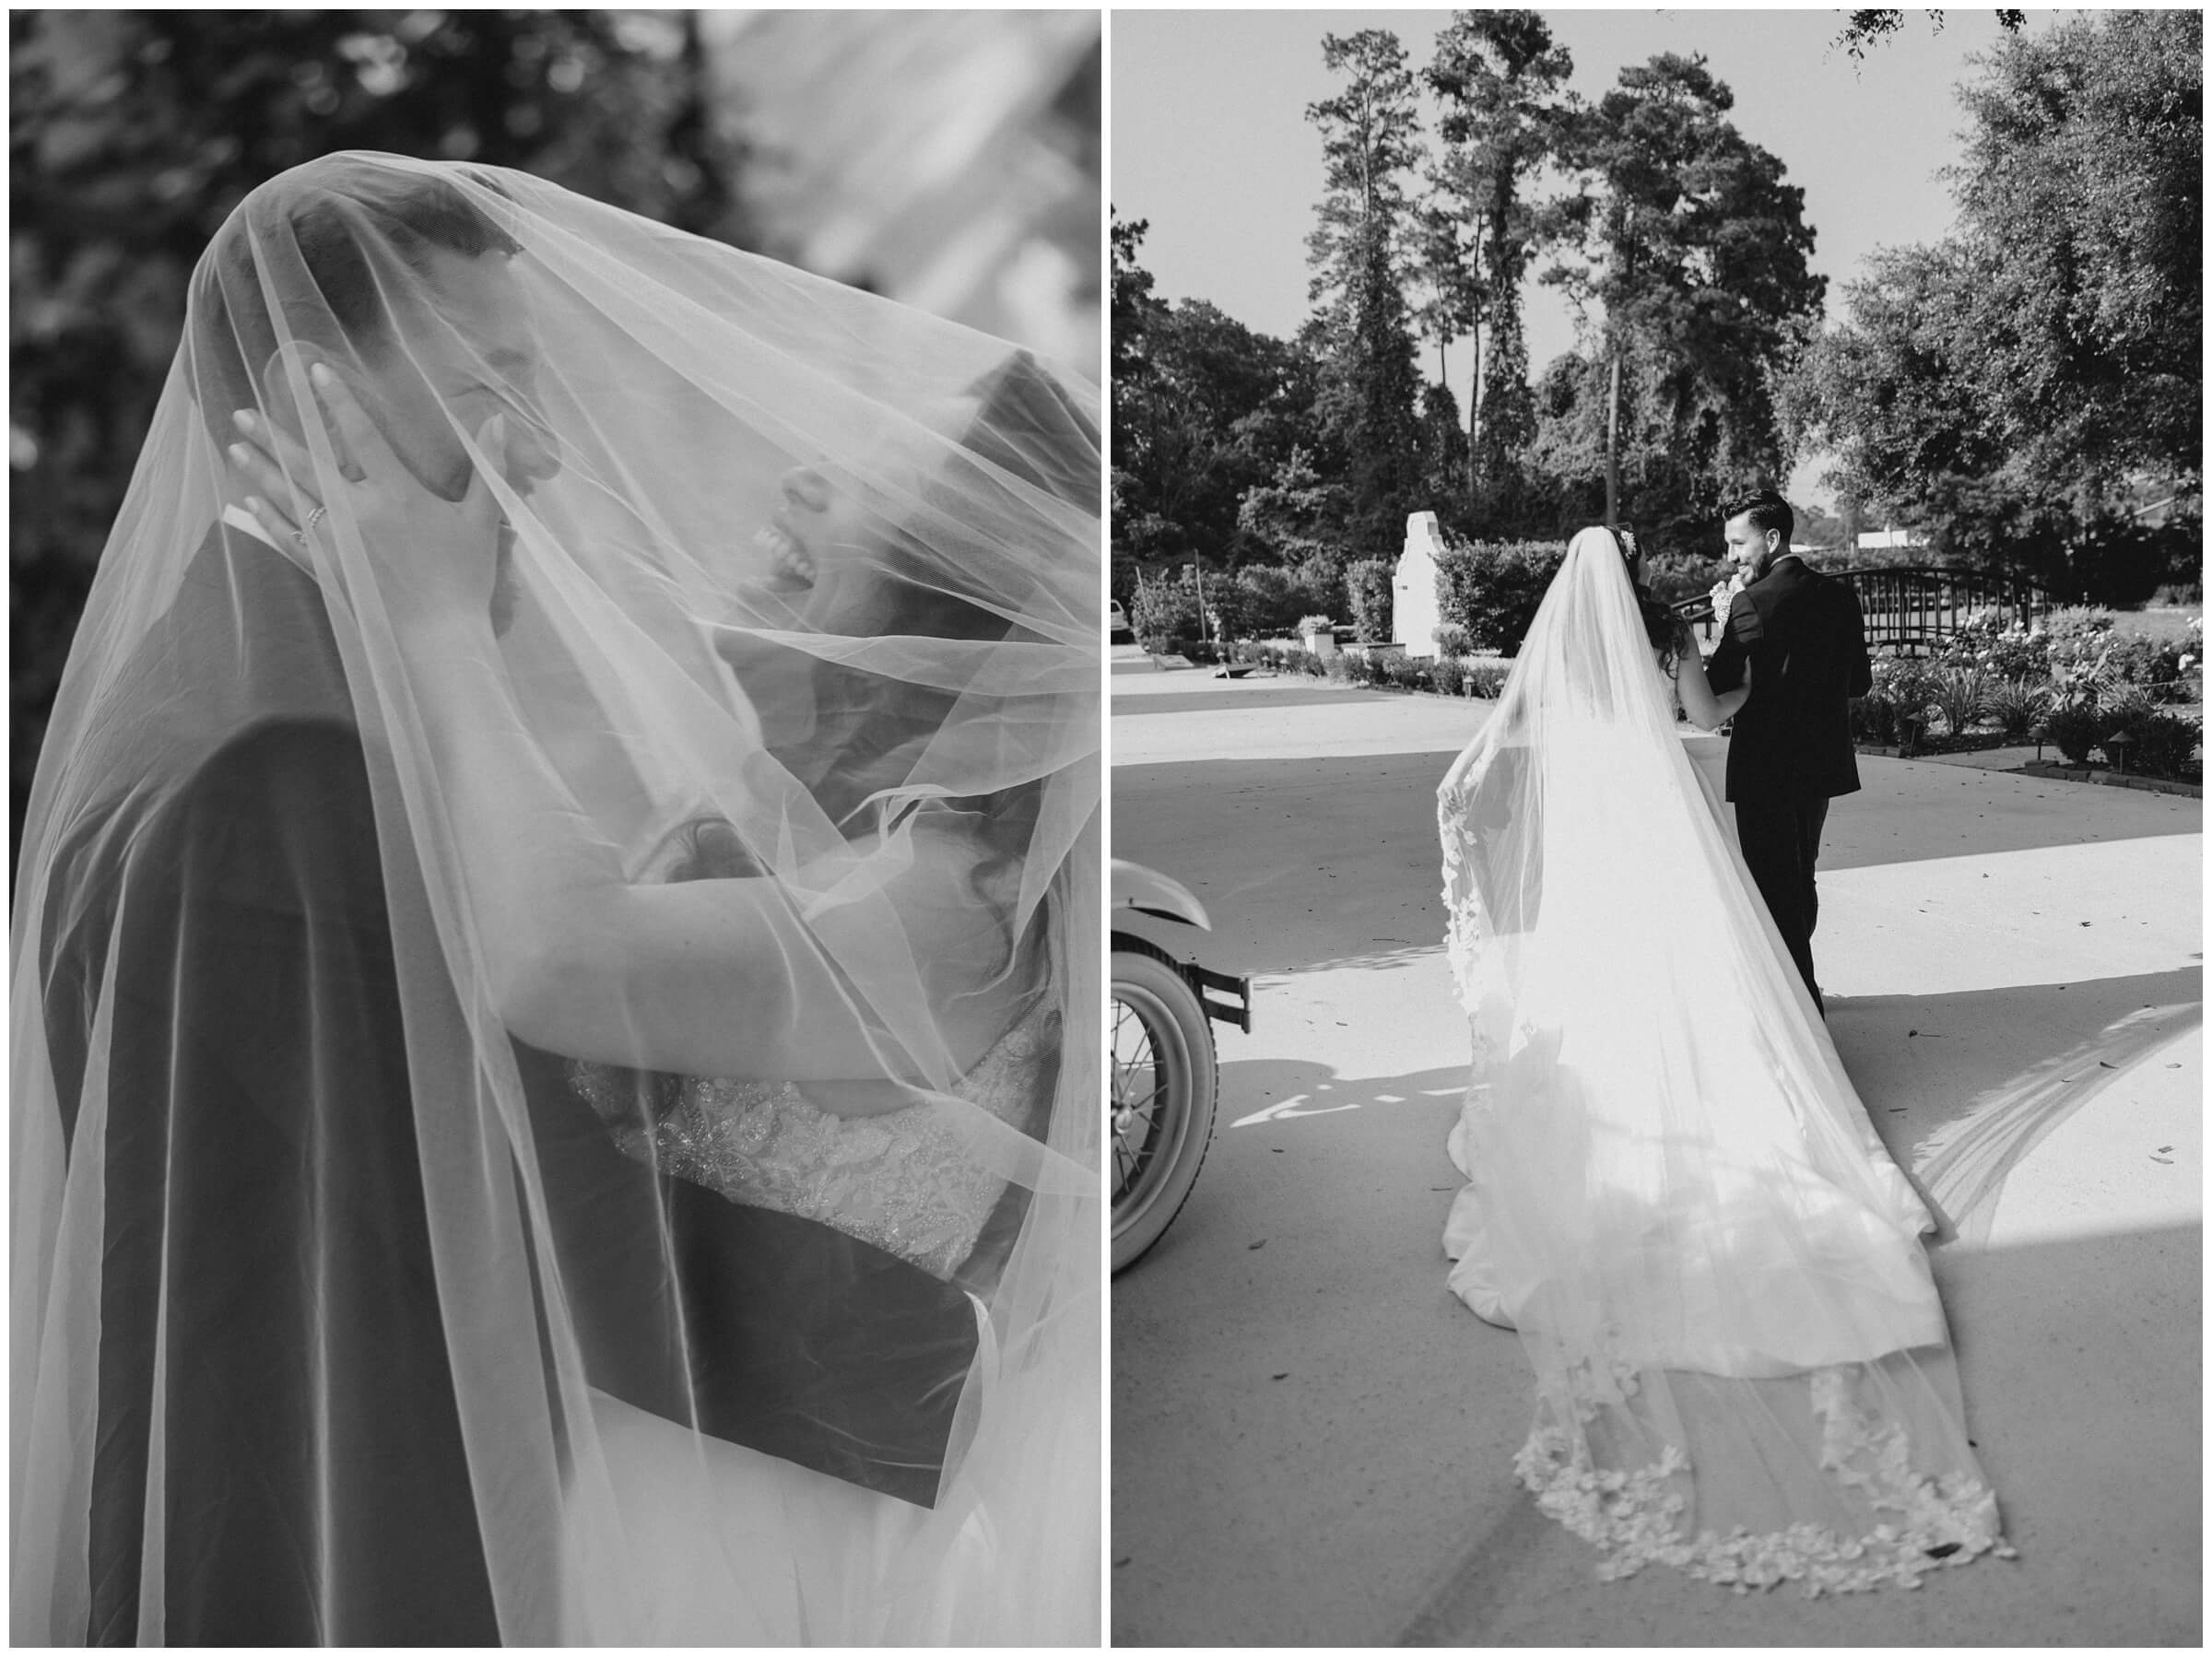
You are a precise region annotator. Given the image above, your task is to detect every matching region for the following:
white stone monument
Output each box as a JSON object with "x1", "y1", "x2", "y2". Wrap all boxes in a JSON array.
[{"x1": 1394, "y1": 511, "x2": 1447, "y2": 659}]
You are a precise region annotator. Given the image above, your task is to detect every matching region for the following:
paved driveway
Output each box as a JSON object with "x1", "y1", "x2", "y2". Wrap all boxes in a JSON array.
[{"x1": 1110, "y1": 669, "x2": 2202, "y2": 1648}]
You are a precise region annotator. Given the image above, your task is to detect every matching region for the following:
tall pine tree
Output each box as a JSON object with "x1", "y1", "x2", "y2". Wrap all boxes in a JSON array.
[
  {"x1": 1305, "y1": 29, "x2": 1426, "y2": 565},
  {"x1": 1544, "y1": 53, "x2": 1824, "y2": 525},
  {"x1": 1427, "y1": 12, "x2": 1574, "y2": 521}
]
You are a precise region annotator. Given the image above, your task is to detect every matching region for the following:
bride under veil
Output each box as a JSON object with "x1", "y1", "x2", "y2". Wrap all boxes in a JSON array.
[
  {"x1": 13, "y1": 152, "x2": 1099, "y2": 1645},
  {"x1": 1435, "y1": 526, "x2": 2006, "y2": 1595}
]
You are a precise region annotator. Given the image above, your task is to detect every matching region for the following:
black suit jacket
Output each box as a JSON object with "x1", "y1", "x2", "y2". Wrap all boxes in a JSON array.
[
  {"x1": 38, "y1": 527, "x2": 976, "y2": 1642},
  {"x1": 1704, "y1": 556, "x2": 1874, "y2": 804}
]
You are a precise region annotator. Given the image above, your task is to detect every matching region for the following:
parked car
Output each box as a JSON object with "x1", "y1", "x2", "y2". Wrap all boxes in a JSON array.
[
  {"x1": 1110, "y1": 859, "x2": 1250, "y2": 1270},
  {"x1": 1109, "y1": 598, "x2": 1135, "y2": 645}
]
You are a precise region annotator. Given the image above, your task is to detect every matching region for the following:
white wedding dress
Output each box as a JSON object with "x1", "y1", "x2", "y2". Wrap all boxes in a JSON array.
[{"x1": 1436, "y1": 529, "x2": 2007, "y2": 1595}]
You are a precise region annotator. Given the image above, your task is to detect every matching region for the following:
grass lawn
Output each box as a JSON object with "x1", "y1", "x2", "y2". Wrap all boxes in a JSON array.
[{"x1": 2107, "y1": 603, "x2": 2203, "y2": 643}]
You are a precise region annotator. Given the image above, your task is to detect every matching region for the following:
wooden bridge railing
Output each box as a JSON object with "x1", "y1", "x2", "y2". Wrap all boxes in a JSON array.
[{"x1": 1672, "y1": 565, "x2": 2054, "y2": 655}]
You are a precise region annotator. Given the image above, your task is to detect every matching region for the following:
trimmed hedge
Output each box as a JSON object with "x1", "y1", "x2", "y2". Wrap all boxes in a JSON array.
[
  {"x1": 1344, "y1": 558, "x2": 1395, "y2": 642},
  {"x1": 1432, "y1": 537, "x2": 1567, "y2": 656}
]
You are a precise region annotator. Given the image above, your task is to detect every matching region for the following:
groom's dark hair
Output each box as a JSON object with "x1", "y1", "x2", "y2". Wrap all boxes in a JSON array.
[
  {"x1": 190, "y1": 159, "x2": 520, "y2": 445},
  {"x1": 1720, "y1": 488, "x2": 1794, "y2": 550}
]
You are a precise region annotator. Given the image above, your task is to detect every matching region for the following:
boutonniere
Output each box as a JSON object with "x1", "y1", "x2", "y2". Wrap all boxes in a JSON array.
[{"x1": 1710, "y1": 571, "x2": 1747, "y2": 631}]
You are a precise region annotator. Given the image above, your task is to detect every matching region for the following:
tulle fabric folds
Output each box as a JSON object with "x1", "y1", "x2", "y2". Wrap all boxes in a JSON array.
[
  {"x1": 13, "y1": 152, "x2": 1099, "y2": 1644},
  {"x1": 1436, "y1": 528, "x2": 2006, "y2": 1595}
]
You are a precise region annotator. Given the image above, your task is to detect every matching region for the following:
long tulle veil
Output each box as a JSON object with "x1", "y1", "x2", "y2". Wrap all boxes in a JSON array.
[
  {"x1": 11, "y1": 152, "x2": 1099, "y2": 1644},
  {"x1": 1436, "y1": 527, "x2": 2006, "y2": 1594}
]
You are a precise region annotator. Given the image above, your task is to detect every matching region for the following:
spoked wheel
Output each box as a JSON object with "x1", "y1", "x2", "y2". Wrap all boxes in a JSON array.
[{"x1": 1110, "y1": 941, "x2": 1218, "y2": 1272}]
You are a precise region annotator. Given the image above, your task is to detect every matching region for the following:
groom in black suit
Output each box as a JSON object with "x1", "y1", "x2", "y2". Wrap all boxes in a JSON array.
[
  {"x1": 1702, "y1": 488, "x2": 1873, "y2": 1015},
  {"x1": 37, "y1": 166, "x2": 976, "y2": 1645}
]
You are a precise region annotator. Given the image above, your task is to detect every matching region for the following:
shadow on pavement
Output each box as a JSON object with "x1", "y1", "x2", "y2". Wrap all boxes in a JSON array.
[
  {"x1": 1113, "y1": 753, "x2": 2200, "y2": 981},
  {"x1": 1830, "y1": 969, "x2": 2201, "y2": 1242},
  {"x1": 1114, "y1": 1002, "x2": 2201, "y2": 1647}
]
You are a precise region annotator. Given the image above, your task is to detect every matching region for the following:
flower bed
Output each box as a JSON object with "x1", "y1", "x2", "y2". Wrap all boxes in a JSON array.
[{"x1": 1851, "y1": 611, "x2": 2203, "y2": 781}]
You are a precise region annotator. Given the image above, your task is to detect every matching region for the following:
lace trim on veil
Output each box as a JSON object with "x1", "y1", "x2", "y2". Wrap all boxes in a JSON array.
[{"x1": 1513, "y1": 1357, "x2": 2011, "y2": 1598}]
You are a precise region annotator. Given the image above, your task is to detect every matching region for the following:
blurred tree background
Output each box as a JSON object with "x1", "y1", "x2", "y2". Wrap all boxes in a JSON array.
[
  {"x1": 12, "y1": 7, "x2": 1100, "y2": 854},
  {"x1": 12, "y1": 9, "x2": 753, "y2": 848}
]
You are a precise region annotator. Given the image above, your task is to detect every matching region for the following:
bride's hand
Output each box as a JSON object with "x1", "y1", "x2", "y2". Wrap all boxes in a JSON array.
[{"x1": 229, "y1": 363, "x2": 507, "y2": 626}]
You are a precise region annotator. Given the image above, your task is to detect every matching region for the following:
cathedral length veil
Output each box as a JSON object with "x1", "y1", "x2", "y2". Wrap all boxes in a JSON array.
[
  {"x1": 1435, "y1": 528, "x2": 2006, "y2": 1595},
  {"x1": 12, "y1": 152, "x2": 1099, "y2": 1644}
]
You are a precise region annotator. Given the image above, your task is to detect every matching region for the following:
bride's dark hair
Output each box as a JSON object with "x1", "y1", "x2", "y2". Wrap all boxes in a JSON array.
[
  {"x1": 675, "y1": 351, "x2": 1094, "y2": 918},
  {"x1": 606, "y1": 354, "x2": 1089, "y2": 1239},
  {"x1": 1611, "y1": 524, "x2": 1689, "y2": 676},
  {"x1": 190, "y1": 159, "x2": 520, "y2": 443}
]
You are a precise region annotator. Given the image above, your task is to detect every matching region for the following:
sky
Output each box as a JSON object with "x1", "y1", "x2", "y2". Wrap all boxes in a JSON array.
[{"x1": 1111, "y1": 6, "x2": 2076, "y2": 509}]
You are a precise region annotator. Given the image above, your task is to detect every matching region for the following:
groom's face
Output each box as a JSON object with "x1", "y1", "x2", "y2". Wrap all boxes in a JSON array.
[
  {"x1": 1723, "y1": 511, "x2": 1777, "y2": 577},
  {"x1": 315, "y1": 247, "x2": 560, "y2": 503}
]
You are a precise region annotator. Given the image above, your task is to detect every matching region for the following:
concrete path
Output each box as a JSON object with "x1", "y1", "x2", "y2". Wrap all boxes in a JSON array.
[{"x1": 1110, "y1": 669, "x2": 2202, "y2": 1648}]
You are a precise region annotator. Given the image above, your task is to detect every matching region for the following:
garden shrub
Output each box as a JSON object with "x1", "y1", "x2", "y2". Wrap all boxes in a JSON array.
[
  {"x1": 1936, "y1": 608, "x2": 2051, "y2": 680},
  {"x1": 2112, "y1": 711, "x2": 2202, "y2": 780},
  {"x1": 1852, "y1": 688, "x2": 1900, "y2": 745},
  {"x1": 2042, "y1": 701, "x2": 2107, "y2": 764},
  {"x1": 1380, "y1": 651, "x2": 1425, "y2": 688},
  {"x1": 1344, "y1": 558, "x2": 1395, "y2": 642},
  {"x1": 1985, "y1": 677, "x2": 2050, "y2": 742},
  {"x1": 1203, "y1": 580, "x2": 1261, "y2": 645},
  {"x1": 1930, "y1": 667, "x2": 1989, "y2": 738},
  {"x1": 1130, "y1": 571, "x2": 1201, "y2": 649},
  {"x1": 1431, "y1": 655, "x2": 1466, "y2": 697},
  {"x1": 1173, "y1": 637, "x2": 1223, "y2": 665},
  {"x1": 2100, "y1": 633, "x2": 2193, "y2": 702},
  {"x1": 1464, "y1": 663, "x2": 1512, "y2": 699},
  {"x1": 1867, "y1": 652, "x2": 1939, "y2": 739},
  {"x1": 1232, "y1": 563, "x2": 1326, "y2": 639},
  {"x1": 1432, "y1": 536, "x2": 1567, "y2": 656}
]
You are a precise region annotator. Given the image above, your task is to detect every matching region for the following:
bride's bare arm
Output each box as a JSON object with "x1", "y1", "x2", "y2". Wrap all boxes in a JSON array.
[
  {"x1": 240, "y1": 370, "x2": 1024, "y2": 1086},
  {"x1": 1675, "y1": 646, "x2": 1750, "y2": 732},
  {"x1": 395, "y1": 614, "x2": 1026, "y2": 1081}
]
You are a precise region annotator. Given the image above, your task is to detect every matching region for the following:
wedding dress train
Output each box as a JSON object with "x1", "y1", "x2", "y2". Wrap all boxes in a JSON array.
[{"x1": 1436, "y1": 528, "x2": 2007, "y2": 1595}]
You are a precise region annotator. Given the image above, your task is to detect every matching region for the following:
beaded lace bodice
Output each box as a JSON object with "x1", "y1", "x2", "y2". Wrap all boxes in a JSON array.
[{"x1": 570, "y1": 993, "x2": 1060, "y2": 1282}]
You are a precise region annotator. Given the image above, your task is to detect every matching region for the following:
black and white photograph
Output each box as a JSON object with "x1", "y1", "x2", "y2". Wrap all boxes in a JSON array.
[
  {"x1": 12, "y1": 9, "x2": 1100, "y2": 1644},
  {"x1": 1110, "y1": 8, "x2": 2199, "y2": 1646}
]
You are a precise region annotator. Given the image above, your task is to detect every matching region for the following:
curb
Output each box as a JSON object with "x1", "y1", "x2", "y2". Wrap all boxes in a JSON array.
[
  {"x1": 1852, "y1": 742, "x2": 2024, "y2": 760},
  {"x1": 2012, "y1": 760, "x2": 2202, "y2": 799}
]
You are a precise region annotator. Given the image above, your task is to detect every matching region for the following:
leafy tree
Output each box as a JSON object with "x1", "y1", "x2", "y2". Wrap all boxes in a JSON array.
[
  {"x1": 1110, "y1": 209, "x2": 1161, "y2": 402},
  {"x1": 11, "y1": 9, "x2": 756, "y2": 844},
  {"x1": 1418, "y1": 380, "x2": 1466, "y2": 502},
  {"x1": 1236, "y1": 444, "x2": 1348, "y2": 580},
  {"x1": 1541, "y1": 52, "x2": 1825, "y2": 525},
  {"x1": 1426, "y1": 11, "x2": 1573, "y2": 511},
  {"x1": 1832, "y1": 10, "x2": 2025, "y2": 61},
  {"x1": 1408, "y1": 198, "x2": 1478, "y2": 392},
  {"x1": 1949, "y1": 8, "x2": 2200, "y2": 488},
  {"x1": 1305, "y1": 29, "x2": 1426, "y2": 563},
  {"x1": 1112, "y1": 291, "x2": 1321, "y2": 575},
  {"x1": 1304, "y1": 29, "x2": 1423, "y2": 341},
  {"x1": 1785, "y1": 10, "x2": 2201, "y2": 596}
]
